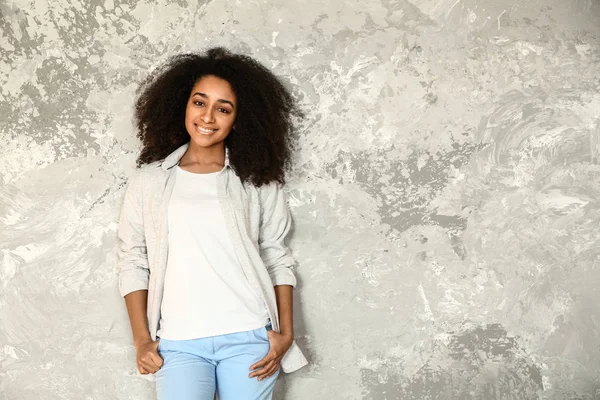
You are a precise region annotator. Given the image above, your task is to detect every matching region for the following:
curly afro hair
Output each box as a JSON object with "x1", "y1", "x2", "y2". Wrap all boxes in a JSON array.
[{"x1": 133, "y1": 47, "x2": 302, "y2": 186}]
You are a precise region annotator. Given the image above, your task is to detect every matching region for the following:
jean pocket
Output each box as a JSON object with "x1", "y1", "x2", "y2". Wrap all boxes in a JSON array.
[{"x1": 253, "y1": 326, "x2": 269, "y2": 343}]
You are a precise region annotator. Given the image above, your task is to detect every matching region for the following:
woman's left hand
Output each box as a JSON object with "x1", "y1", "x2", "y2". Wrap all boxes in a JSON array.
[{"x1": 249, "y1": 330, "x2": 293, "y2": 380}]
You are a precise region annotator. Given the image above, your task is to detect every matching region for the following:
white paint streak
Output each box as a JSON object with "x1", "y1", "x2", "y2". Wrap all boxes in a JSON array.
[
  {"x1": 448, "y1": 0, "x2": 462, "y2": 17},
  {"x1": 270, "y1": 31, "x2": 279, "y2": 47},
  {"x1": 497, "y1": 9, "x2": 506, "y2": 29},
  {"x1": 418, "y1": 283, "x2": 434, "y2": 321}
]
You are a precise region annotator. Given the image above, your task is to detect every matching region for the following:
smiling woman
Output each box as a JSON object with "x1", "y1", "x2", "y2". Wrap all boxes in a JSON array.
[
  {"x1": 184, "y1": 75, "x2": 238, "y2": 165},
  {"x1": 133, "y1": 47, "x2": 302, "y2": 185},
  {"x1": 117, "y1": 47, "x2": 308, "y2": 400}
]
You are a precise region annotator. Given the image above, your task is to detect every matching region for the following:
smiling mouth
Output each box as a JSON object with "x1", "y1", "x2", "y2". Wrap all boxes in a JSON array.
[{"x1": 195, "y1": 124, "x2": 218, "y2": 134}]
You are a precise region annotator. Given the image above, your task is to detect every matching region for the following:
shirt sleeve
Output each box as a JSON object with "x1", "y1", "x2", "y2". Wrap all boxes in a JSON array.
[
  {"x1": 116, "y1": 169, "x2": 150, "y2": 297},
  {"x1": 258, "y1": 181, "x2": 298, "y2": 288}
]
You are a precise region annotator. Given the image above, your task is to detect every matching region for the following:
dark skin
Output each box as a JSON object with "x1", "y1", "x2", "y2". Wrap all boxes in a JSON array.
[
  {"x1": 125, "y1": 285, "x2": 294, "y2": 379},
  {"x1": 249, "y1": 285, "x2": 294, "y2": 380},
  {"x1": 124, "y1": 290, "x2": 162, "y2": 374},
  {"x1": 124, "y1": 75, "x2": 295, "y2": 381}
]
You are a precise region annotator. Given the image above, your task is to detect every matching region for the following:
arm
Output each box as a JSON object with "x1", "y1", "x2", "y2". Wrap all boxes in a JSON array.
[
  {"x1": 116, "y1": 169, "x2": 161, "y2": 373},
  {"x1": 275, "y1": 284, "x2": 294, "y2": 340},
  {"x1": 124, "y1": 290, "x2": 151, "y2": 348},
  {"x1": 249, "y1": 182, "x2": 298, "y2": 380},
  {"x1": 258, "y1": 181, "x2": 297, "y2": 336},
  {"x1": 117, "y1": 170, "x2": 150, "y2": 297},
  {"x1": 257, "y1": 181, "x2": 298, "y2": 288}
]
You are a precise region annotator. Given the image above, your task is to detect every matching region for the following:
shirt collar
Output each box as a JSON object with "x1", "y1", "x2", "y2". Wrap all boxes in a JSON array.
[{"x1": 161, "y1": 141, "x2": 232, "y2": 171}]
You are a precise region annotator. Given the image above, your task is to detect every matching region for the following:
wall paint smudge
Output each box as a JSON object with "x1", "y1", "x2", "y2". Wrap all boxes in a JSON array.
[{"x1": 1, "y1": 0, "x2": 600, "y2": 399}]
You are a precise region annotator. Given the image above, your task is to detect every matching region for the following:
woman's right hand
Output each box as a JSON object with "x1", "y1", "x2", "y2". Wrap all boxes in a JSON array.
[{"x1": 135, "y1": 339, "x2": 163, "y2": 374}]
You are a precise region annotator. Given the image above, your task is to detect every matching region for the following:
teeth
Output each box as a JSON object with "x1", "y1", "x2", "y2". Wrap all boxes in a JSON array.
[{"x1": 197, "y1": 126, "x2": 217, "y2": 133}]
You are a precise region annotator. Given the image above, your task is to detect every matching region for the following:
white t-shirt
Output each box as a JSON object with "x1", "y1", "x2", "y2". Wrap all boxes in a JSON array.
[{"x1": 157, "y1": 165, "x2": 269, "y2": 340}]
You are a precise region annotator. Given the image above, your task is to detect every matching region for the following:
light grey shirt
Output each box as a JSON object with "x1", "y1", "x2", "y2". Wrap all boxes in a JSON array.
[{"x1": 116, "y1": 142, "x2": 309, "y2": 373}]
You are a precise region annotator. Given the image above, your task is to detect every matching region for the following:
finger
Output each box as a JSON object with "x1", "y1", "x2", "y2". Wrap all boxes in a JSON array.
[
  {"x1": 149, "y1": 350, "x2": 164, "y2": 368},
  {"x1": 249, "y1": 354, "x2": 272, "y2": 372},
  {"x1": 255, "y1": 360, "x2": 278, "y2": 380},
  {"x1": 138, "y1": 364, "x2": 148, "y2": 374},
  {"x1": 265, "y1": 363, "x2": 281, "y2": 379},
  {"x1": 140, "y1": 359, "x2": 158, "y2": 374},
  {"x1": 141, "y1": 348, "x2": 163, "y2": 369},
  {"x1": 249, "y1": 367, "x2": 265, "y2": 378},
  {"x1": 258, "y1": 364, "x2": 279, "y2": 381},
  {"x1": 141, "y1": 355, "x2": 162, "y2": 374},
  {"x1": 260, "y1": 370, "x2": 277, "y2": 381},
  {"x1": 249, "y1": 360, "x2": 274, "y2": 378},
  {"x1": 249, "y1": 357, "x2": 276, "y2": 378}
]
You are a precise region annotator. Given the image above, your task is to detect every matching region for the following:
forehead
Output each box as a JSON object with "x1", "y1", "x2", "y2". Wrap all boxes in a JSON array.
[{"x1": 191, "y1": 75, "x2": 236, "y2": 102}]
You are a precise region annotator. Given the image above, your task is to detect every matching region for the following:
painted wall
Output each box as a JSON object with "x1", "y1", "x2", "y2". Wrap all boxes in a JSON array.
[{"x1": 1, "y1": 0, "x2": 600, "y2": 399}]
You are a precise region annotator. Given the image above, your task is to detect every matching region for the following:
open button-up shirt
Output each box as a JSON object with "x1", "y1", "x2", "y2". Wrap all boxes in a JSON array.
[{"x1": 116, "y1": 142, "x2": 309, "y2": 374}]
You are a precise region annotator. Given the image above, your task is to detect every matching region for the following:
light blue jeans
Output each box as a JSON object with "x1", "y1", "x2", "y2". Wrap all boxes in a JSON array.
[{"x1": 155, "y1": 322, "x2": 279, "y2": 400}]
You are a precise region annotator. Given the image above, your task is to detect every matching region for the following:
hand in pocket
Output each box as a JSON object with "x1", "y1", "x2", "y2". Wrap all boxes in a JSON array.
[
  {"x1": 135, "y1": 339, "x2": 163, "y2": 374},
  {"x1": 248, "y1": 330, "x2": 293, "y2": 381}
]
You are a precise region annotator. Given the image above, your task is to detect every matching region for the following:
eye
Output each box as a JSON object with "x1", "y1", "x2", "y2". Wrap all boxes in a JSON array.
[
  {"x1": 193, "y1": 100, "x2": 204, "y2": 106},
  {"x1": 218, "y1": 108, "x2": 230, "y2": 114}
]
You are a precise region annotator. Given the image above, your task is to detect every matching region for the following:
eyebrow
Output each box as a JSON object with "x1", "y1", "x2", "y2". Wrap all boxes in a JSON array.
[{"x1": 192, "y1": 92, "x2": 235, "y2": 109}]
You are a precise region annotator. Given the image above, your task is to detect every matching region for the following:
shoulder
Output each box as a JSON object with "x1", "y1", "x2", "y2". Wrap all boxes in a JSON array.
[
  {"x1": 131, "y1": 161, "x2": 164, "y2": 181},
  {"x1": 238, "y1": 178, "x2": 283, "y2": 200},
  {"x1": 257, "y1": 180, "x2": 290, "y2": 211},
  {"x1": 124, "y1": 161, "x2": 163, "y2": 194},
  {"x1": 139, "y1": 160, "x2": 163, "y2": 174},
  {"x1": 257, "y1": 180, "x2": 283, "y2": 198}
]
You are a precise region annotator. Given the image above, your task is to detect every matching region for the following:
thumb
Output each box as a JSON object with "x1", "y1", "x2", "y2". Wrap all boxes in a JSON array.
[
  {"x1": 152, "y1": 340, "x2": 163, "y2": 365},
  {"x1": 150, "y1": 349, "x2": 164, "y2": 368}
]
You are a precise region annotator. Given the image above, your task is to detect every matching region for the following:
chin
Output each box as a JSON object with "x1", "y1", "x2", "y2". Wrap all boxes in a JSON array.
[{"x1": 190, "y1": 135, "x2": 226, "y2": 147}]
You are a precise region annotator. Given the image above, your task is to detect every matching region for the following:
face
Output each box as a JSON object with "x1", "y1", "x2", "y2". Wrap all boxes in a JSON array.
[{"x1": 184, "y1": 75, "x2": 237, "y2": 148}]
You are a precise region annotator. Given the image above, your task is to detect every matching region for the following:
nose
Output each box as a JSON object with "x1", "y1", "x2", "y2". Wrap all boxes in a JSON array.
[{"x1": 201, "y1": 107, "x2": 215, "y2": 124}]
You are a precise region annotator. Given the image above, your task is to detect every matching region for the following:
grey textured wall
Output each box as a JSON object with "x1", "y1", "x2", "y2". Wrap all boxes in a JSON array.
[{"x1": 2, "y1": 0, "x2": 600, "y2": 399}]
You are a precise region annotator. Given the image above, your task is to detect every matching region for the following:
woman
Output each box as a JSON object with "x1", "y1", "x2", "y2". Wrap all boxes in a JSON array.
[{"x1": 116, "y1": 47, "x2": 308, "y2": 400}]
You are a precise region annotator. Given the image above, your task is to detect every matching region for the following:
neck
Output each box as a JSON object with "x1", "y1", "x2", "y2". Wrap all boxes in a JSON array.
[{"x1": 180, "y1": 141, "x2": 226, "y2": 168}]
